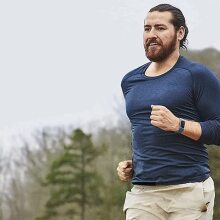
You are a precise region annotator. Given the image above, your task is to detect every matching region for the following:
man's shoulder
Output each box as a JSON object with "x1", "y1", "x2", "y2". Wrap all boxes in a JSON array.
[
  {"x1": 179, "y1": 56, "x2": 219, "y2": 83},
  {"x1": 121, "y1": 63, "x2": 149, "y2": 84},
  {"x1": 177, "y1": 56, "x2": 202, "y2": 70},
  {"x1": 177, "y1": 56, "x2": 213, "y2": 76}
]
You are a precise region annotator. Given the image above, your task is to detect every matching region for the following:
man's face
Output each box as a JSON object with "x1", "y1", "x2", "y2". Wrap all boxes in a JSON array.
[{"x1": 143, "y1": 11, "x2": 179, "y2": 62}]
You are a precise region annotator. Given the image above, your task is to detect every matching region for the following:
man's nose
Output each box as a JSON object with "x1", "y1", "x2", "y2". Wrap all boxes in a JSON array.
[{"x1": 148, "y1": 29, "x2": 157, "y2": 38}]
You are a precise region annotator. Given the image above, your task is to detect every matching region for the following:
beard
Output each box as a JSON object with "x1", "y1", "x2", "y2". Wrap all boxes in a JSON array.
[{"x1": 144, "y1": 35, "x2": 177, "y2": 62}]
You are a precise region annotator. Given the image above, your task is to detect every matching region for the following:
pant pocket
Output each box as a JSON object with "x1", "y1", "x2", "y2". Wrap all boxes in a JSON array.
[{"x1": 201, "y1": 177, "x2": 215, "y2": 212}]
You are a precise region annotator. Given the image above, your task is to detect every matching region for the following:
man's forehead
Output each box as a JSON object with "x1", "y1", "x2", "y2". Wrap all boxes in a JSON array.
[{"x1": 144, "y1": 11, "x2": 173, "y2": 25}]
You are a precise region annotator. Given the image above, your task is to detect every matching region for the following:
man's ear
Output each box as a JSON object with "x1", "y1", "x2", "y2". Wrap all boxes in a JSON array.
[{"x1": 177, "y1": 26, "x2": 185, "y2": 41}]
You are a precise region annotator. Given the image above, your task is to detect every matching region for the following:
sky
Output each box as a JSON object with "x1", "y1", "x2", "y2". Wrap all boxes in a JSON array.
[{"x1": 0, "y1": 0, "x2": 220, "y2": 149}]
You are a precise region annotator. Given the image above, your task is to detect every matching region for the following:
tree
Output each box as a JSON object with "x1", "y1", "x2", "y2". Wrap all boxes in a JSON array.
[
  {"x1": 92, "y1": 124, "x2": 132, "y2": 220},
  {"x1": 37, "y1": 128, "x2": 103, "y2": 220},
  {"x1": 1, "y1": 127, "x2": 67, "y2": 220}
]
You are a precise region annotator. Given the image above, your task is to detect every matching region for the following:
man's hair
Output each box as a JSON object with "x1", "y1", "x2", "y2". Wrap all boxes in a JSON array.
[{"x1": 149, "y1": 4, "x2": 188, "y2": 49}]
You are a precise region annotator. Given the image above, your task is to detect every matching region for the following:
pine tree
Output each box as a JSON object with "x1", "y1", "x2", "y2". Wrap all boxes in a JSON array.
[{"x1": 36, "y1": 128, "x2": 103, "y2": 220}]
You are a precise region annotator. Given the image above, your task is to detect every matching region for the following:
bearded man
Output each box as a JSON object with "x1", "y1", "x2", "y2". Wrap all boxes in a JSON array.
[{"x1": 117, "y1": 4, "x2": 220, "y2": 220}]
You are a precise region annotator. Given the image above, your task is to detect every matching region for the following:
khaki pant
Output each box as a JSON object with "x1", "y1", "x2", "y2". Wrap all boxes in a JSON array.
[{"x1": 124, "y1": 177, "x2": 215, "y2": 220}]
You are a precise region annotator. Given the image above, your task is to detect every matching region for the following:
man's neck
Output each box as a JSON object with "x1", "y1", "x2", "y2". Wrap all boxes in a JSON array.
[{"x1": 146, "y1": 51, "x2": 180, "y2": 77}]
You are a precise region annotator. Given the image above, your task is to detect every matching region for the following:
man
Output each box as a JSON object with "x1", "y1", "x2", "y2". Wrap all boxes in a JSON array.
[{"x1": 117, "y1": 4, "x2": 220, "y2": 220}]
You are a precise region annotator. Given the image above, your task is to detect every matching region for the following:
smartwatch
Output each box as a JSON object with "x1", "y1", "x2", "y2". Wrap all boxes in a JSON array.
[{"x1": 175, "y1": 118, "x2": 185, "y2": 134}]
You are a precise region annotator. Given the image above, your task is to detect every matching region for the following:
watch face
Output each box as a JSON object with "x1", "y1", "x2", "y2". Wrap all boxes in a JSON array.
[
  {"x1": 179, "y1": 119, "x2": 185, "y2": 133},
  {"x1": 180, "y1": 119, "x2": 185, "y2": 129},
  {"x1": 175, "y1": 118, "x2": 185, "y2": 134}
]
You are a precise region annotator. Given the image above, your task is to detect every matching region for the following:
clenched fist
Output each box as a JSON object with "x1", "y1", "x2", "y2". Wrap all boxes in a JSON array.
[
  {"x1": 150, "y1": 105, "x2": 179, "y2": 132},
  {"x1": 117, "y1": 160, "x2": 133, "y2": 182}
]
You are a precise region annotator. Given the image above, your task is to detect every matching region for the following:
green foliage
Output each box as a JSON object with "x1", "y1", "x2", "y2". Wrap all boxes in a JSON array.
[
  {"x1": 36, "y1": 128, "x2": 104, "y2": 220},
  {"x1": 92, "y1": 126, "x2": 132, "y2": 220},
  {"x1": 35, "y1": 210, "x2": 58, "y2": 220}
]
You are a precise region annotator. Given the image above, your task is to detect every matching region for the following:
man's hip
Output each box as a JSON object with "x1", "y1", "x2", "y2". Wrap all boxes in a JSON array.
[{"x1": 124, "y1": 176, "x2": 215, "y2": 220}]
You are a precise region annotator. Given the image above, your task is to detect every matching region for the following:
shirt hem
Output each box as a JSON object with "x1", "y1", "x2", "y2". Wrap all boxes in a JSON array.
[{"x1": 132, "y1": 173, "x2": 210, "y2": 186}]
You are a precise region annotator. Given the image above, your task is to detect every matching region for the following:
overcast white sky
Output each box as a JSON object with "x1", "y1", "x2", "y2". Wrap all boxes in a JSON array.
[{"x1": 0, "y1": 0, "x2": 220, "y2": 147}]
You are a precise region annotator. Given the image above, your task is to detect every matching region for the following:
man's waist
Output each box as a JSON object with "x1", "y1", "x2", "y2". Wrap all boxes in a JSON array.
[{"x1": 132, "y1": 173, "x2": 210, "y2": 186}]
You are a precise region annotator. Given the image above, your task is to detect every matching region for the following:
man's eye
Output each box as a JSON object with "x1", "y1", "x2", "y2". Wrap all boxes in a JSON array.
[
  {"x1": 144, "y1": 28, "x2": 151, "y2": 32},
  {"x1": 157, "y1": 27, "x2": 165, "y2": 31}
]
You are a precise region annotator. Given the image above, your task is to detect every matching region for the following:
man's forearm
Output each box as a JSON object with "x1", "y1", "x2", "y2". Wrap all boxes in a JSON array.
[
  {"x1": 182, "y1": 120, "x2": 202, "y2": 141},
  {"x1": 150, "y1": 105, "x2": 203, "y2": 141}
]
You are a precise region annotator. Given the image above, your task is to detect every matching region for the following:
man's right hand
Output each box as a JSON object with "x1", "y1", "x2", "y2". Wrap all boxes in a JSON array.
[{"x1": 116, "y1": 160, "x2": 133, "y2": 182}]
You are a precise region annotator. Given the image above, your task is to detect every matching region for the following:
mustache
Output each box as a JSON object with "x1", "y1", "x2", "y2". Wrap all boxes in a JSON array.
[{"x1": 145, "y1": 39, "x2": 161, "y2": 47}]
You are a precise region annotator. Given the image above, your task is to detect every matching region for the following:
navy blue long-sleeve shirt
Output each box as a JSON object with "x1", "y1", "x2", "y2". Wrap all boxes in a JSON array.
[{"x1": 121, "y1": 56, "x2": 220, "y2": 185}]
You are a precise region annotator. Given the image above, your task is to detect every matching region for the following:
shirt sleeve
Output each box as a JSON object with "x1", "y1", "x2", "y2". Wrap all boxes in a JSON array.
[{"x1": 192, "y1": 64, "x2": 220, "y2": 145}]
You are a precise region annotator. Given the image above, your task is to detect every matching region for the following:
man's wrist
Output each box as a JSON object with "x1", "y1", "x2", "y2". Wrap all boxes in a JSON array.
[{"x1": 175, "y1": 118, "x2": 185, "y2": 134}]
